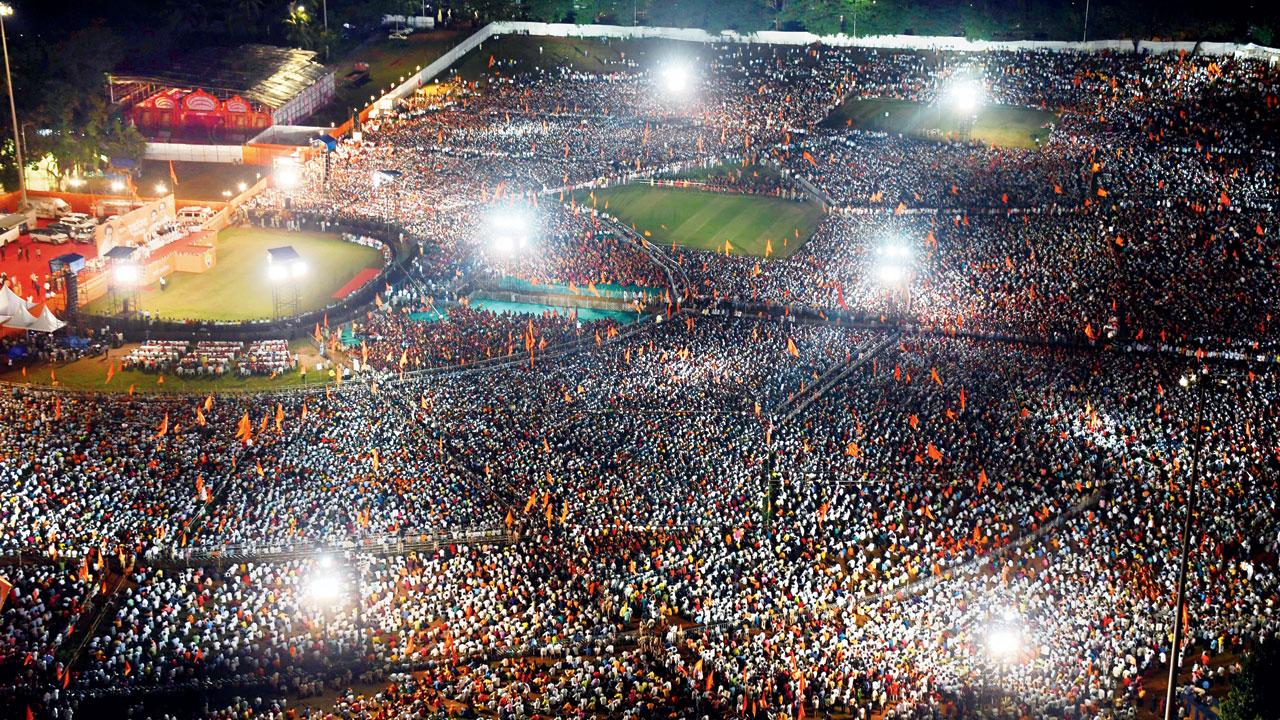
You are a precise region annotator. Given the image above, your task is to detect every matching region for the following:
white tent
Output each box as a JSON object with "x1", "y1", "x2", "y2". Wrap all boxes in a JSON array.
[
  {"x1": 3, "y1": 303, "x2": 37, "y2": 329},
  {"x1": 0, "y1": 286, "x2": 32, "y2": 317},
  {"x1": 27, "y1": 306, "x2": 66, "y2": 333}
]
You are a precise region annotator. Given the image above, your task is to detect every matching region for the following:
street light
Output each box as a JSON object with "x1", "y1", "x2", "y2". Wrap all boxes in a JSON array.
[
  {"x1": 1, "y1": 2, "x2": 25, "y2": 204},
  {"x1": 154, "y1": 183, "x2": 168, "y2": 195}
]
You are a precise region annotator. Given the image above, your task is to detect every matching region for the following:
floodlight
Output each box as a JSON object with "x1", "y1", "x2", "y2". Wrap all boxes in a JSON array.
[
  {"x1": 114, "y1": 264, "x2": 140, "y2": 285},
  {"x1": 659, "y1": 63, "x2": 692, "y2": 95},
  {"x1": 110, "y1": 180, "x2": 125, "y2": 192},
  {"x1": 877, "y1": 263, "x2": 905, "y2": 284},
  {"x1": 489, "y1": 208, "x2": 532, "y2": 255},
  {"x1": 274, "y1": 165, "x2": 300, "y2": 189},
  {"x1": 237, "y1": 181, "x2": 248, "y2": 192},
  {"x1": 306, "y1": 572, "x2": 343, "y2": 603},
  {"x1": 946, "y1": 79, "x2": 984, "y2": 114},
  {"x1": 269, "y1": 263, "x2": 288, "y2": 283},
  {"x1": 68, "y1": 177, "x2": 86, "y2": 188},
  {"x1": 291, "y1": 261, "x2": 308, "y2": 279},
  {"x1": 987, "y1": 627, "x2": 1020, "y2": 659},
  {"x1": 154, "y1": 183, "x2": 168, "y2": 194}
]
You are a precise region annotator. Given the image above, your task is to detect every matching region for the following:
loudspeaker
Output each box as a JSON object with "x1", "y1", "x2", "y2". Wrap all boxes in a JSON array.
[{"x1": 63, "y1": 270, "x2": 79, "y2": 322}]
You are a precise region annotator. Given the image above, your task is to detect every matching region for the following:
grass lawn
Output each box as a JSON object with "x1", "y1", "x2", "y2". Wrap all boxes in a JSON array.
[
  {"x1": 82, "y1": 227, "x2": 383, "y2": 322},
  {"x1": 823, "y1": 97, "x2": 1058, "y2": 150},
  {"x1": 580, "y1": 184, "x2": 825, "y2": 259},
  {"x1": 309, "y1": 30, "x2": 466, "y2": 125},
  {"x1": 0, "y1": 340, "x2": 338, "y2": 394}
]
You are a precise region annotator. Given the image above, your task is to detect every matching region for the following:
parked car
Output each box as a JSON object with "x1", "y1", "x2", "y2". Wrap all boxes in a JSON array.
[
  {"x1": 28, "y1": 228, "x2": 69, "y2": 244},
  {"x1": 62, "y1": 212, "x2": 97, "y2": 227}
]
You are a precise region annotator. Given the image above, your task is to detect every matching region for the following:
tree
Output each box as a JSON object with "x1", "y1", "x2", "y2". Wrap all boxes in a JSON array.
[
  {"x1": 227, "y1": 0, "x2": 268, "y2": 37},
  {"x1": 1220, "y1": 643, "x2": 1280, "y2": 720},
  {"x1": 284, "y1": 2, "x2": 316, "y2": 49}
]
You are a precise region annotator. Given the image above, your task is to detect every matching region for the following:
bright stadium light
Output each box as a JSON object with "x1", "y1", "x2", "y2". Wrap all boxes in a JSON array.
[
  {"x1": 945, "y1": 78, "x2": 984, "y2": 114},
  {"x1": 274, "y1": 164, "x2": 300, "y2": 189},
  {"x1": 110, "y1": 179, "x2": 125, "y2": 192},
  {"x1": 306, "y1": 570, "x2": 344, "y2": 604},
  {"x1": 987, "y1": 627, "x2": 1021, "y2": 659},
  {"x1": 154, "y1": 183, "x2": 168, "y2": 194},
  {"x1": 488, "y1": 207, "x2": 533, "y2": 255},
  {"x1": 113, "y1": 263, "x2": 140, "y2": 285},
  {"x1": 269, "y1": 263, "x2": 288, "y2": 283},
  {"x1": 291, "y1": 260, "x2": 308, "y2": 279},
  {"x1": 658, "y1": 62, "x2": 693, "y2": 96},
  {"x1": 874, "y1": 241, "x2": 914, "y2": 286},
  {"x1": 877, "y1": 263, "x2": 905, "y2": 284}
]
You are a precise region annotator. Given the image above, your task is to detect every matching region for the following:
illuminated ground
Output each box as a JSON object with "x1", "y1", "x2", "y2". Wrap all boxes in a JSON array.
[
  {"x1": 82, "y1": 227, "x2": 383, "y2": 322},
  {"x1": 823, "y1": 97, "x2": 1058, "y2": 149},
  {"x1": 579, "y1": 184, "x2": 825, "y2": 258}
]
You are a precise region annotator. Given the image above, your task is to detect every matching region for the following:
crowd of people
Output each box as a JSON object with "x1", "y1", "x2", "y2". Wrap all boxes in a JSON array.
[{"x1": 4, "y1": 33, "x2": 1280, "y2": 720}]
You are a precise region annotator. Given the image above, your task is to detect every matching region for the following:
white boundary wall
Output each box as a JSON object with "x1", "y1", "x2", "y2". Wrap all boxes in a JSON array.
[
  {"x1": 368, "y1": 21, "x2": 1280, "y2": 120},
  {"x1": 144, "y1": 142, "x2": 245, "y2": 164}
]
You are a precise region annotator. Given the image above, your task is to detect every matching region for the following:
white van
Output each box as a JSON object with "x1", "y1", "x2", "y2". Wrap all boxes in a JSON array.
[
  {"x1": 177, "y1": 206, "x2": 215, "y2": 225},
  {"x1": 0, "y1": 210, "x2": 35, "y2": 246},
  {"x1": 19, "y1": 196, "x2": 73, "y2": 220}
]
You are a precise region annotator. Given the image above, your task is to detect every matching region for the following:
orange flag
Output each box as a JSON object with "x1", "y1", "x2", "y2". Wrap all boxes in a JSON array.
[
  {"x1": 926, "y1": 443, "x2": 943, "y2": 461},
  {"x1": 155, "y1": 413, "x2": 169, "y2": 439},
  {"x1": 235, "y1": 412, "x2": 252, "y2": 442},
  {"x1": 977, "y1": 468, "x2": 989, "y2": 493},
  {"x1": 930, "y1": 367, "x2": 943, "y2": 386},
  {"x1": 786, "y1": 337, "x2": 800, "y2": 357}
]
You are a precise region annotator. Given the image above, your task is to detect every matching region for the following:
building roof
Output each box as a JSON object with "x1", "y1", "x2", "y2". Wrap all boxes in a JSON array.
[{"x1": 110, "y1": 45, "x2": 331, "y2": 111}]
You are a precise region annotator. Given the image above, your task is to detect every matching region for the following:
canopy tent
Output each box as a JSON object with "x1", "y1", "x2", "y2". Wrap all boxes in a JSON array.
[
  {"x1": 3, "y1": 303, "x2": 38, "y2": 329},
  {"x1": 27, "y1": 307, "x2": 67, "y2": 333},
  {"x1": 0, "y1": 286, "x2": 32, "y2": 317}
]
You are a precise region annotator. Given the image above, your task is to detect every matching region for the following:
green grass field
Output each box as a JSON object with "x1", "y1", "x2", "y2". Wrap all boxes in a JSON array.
[
  {"x1": 582, "y1": 184, "x2": 825, "y2": 259},
  {"x1": 0, "y1": 340, "x2": 334, "y2": 393},
  {"x1": 823, "y1": 97, "x2": 1058, "y2": 149},
  {"x1": 83, "y1": 228, "x2": 383, "y2": 322}
]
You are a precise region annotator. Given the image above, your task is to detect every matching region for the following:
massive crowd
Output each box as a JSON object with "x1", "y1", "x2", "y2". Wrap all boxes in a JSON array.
[{"x1": 4, "y1": 34, "x2": 1280, "y2": 720}]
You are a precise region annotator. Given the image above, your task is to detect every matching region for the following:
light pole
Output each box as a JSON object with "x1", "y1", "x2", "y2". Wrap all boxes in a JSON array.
[
  {"x1": 1162, "y1": 367, "x2": 1209, "y2": 720},
  {"x1": 0, "y1": 3, "x2": 26, "y2": 205},
  {"x1": 1082, "y1": 0, "x2": 1091, "y2": 43}
]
